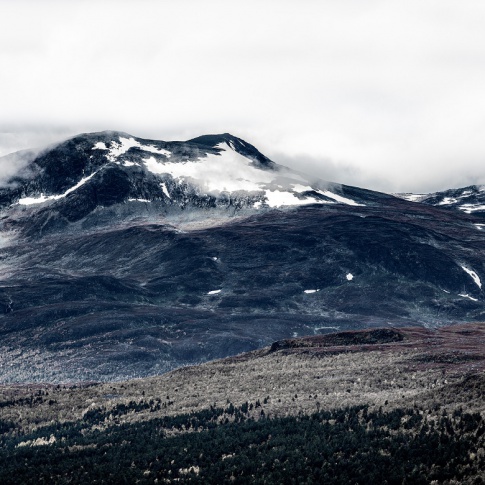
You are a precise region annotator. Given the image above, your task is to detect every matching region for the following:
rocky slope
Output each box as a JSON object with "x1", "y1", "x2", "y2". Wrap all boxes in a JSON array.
[{"x1": 1, "y1": 132, "x2": 485, "y2": 381}]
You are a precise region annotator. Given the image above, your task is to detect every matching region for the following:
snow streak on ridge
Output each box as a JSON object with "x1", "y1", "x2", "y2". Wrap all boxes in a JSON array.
[
  {"x1": 18, "y1": 171, "x2": 100, "y2": 205},
  {"x1": 461, "y1": 265, "x2": 482, "y2": 289}
]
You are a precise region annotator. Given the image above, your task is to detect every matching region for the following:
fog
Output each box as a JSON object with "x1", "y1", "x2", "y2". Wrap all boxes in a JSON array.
[{"x1": 2, "y1": 0, "x2": 485, "y2": 194}]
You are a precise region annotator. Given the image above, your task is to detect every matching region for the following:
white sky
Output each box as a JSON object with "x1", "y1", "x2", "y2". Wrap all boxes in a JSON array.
[{"x1": 1, "y1": 0, "x2": 485, "y2": 193}]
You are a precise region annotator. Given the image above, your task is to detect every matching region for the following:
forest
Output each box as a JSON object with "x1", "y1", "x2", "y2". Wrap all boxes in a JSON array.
[{"x1": 0, "y1": 401, "x2": 484, "y2": 484}]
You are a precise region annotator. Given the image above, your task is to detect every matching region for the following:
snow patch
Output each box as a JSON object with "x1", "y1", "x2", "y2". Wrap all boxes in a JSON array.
[
  {"x1": 460, "y1": 203, "x2": 485, "y2": 214},
  {"x1": 438, "y1": 197, "x2": 458, "y2": 205},
  {"x1": 128, "y1": 198, "x2": 150, "y2": 203},
  {"x1": 140, "y1": 142, "x2": 358, "y2": 209},
  {"x1": 92, "y1": 142, "x2": 108, "y2": 150},
  {"x1": 18, "y1": 194, "x2": 53, "y2": 205},
  {"x1": 291, "y1": 184, "x2": 314, "y2": 193},
  {"x1": 474, "y1": 224, "x2": 485, "y2": 230},
  {"x1": 144, "y1": 143, "x2": 274, "y2": 192},
  {"x1": 207, "y1": 289, "x2": 221, "y2": 295},
  {"x1": 346, "y1": 273, "x2": 354, "y2": 281},
  {"x1": 459, "y1": 293, "x2": 478, "y2": 302},
  {"x1": 106, "y1": 137, "x2": 140, "y2": 162},
  {"x1": 143, "y1": 142, "x2": 330, "y2": 207},
  {"x1": 435, "y1": 190, "x2": 473, "y2": 206},
  {"x1": 304, "y1": 289, "x2": 319, "y2": 294},
  {"x1": 95, "y1": 137, "x2": 172, "y2": 163},
  {"x1": 264, "y1": 189, "x2": 316, "y2": 208},
  {"x1": 460, "y1": 265, "x2": 482, "y2": 289},
  {"x1": 316, "y1": 189, "x2": 364, "y2": 206},
  {"x1": 139, "y1": 144, "x2": 172, "y2": 157},
  {"x1": 160, "y1": 183, "x2": 171, "y2": 199}
]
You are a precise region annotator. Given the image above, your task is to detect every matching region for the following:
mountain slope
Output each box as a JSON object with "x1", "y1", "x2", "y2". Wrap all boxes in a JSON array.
[{"x1": 1, "y1": 132, "x2": 485, "y2": 381}]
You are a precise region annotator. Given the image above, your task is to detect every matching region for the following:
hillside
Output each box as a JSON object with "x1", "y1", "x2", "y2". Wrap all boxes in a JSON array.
[{"x1": 0, "y1": 323, "x2": 484, "y2": 483}]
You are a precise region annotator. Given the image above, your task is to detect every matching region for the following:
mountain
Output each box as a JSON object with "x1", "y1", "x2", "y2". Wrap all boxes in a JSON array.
[
  {"x1": 2, "y1": 130, "x2": 374, "y2": 234},
  {"x1": 1, "y1": 131, "x2": 485, "y2": 382}
]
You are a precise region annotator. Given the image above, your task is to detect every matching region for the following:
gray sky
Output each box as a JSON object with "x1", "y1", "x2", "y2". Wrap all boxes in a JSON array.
[{"x1": 1, "y1": 0, "x2": 485, "y2": 193}]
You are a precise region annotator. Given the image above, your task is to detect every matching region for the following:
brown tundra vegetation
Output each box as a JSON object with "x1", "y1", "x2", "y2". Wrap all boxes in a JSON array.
[{"x1": 1, "y1": 323, "x2": 484, "y2": 433}]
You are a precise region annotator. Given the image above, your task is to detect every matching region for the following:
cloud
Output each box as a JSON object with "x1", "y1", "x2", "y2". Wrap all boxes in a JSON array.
[
  {"x1": 0, "y1": 148, "x2": 39, "y2": 187},
  {"x1": 1, "y1": 1, "x2": 485, "y2": 193},
  {"x1": 0, "y1": 126, "x2": 80, "y2": 185},
  {"x1": 0, "y1": 129, "x2": 71, "y2": 157},
  {"x1": 270, "y1": 152, "x2": 389, "y2": 192}
]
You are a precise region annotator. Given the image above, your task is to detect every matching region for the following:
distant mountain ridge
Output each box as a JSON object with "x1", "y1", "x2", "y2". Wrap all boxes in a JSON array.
[
  {"x1": 396, "y1": 185, "x2": 485, "y2": 218},
  {"x1": 1, "y1": 132, "x2": 485, "y2": 382}
]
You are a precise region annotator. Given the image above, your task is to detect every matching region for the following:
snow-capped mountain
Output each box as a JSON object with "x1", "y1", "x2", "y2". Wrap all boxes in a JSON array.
[
  {"x1": 421, "y1": 185, "x2": 485, "y2": 218},
  {"x1": 396, "y1": 185, "x2": 485, "y2": 219},
  {"x1": 1, "y1": 132, "x2": 485, "y2": 382},
  {"x1": 1, "y1": 131, "x2": 374, "y2": 238}
]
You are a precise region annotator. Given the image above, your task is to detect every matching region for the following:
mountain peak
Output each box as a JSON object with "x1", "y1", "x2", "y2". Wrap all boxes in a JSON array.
[
  {"x1": 188, "y1": 133, "x2": 244, "y2": 147},
  {"x1": 188, "y1": 133, "x2": 276, "y2": 170}
]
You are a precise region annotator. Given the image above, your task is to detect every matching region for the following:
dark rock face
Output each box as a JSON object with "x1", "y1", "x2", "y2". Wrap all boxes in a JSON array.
[{"x1": 0, "y1": 131, "x2": 485, "y2": 382}]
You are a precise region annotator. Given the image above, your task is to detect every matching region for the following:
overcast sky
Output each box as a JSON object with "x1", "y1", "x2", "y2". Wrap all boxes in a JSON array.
[{"x1": 1, "y1": 0, "x2": 485, "y2": 193}]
